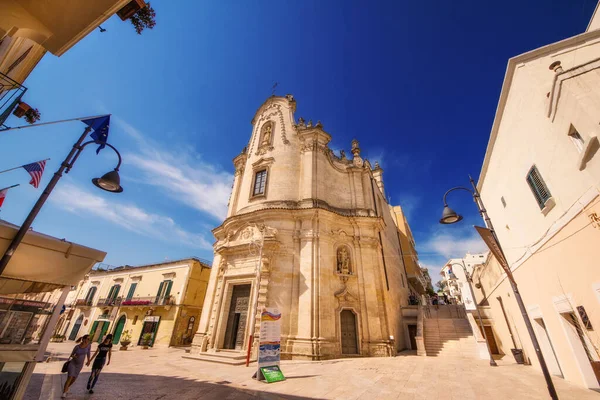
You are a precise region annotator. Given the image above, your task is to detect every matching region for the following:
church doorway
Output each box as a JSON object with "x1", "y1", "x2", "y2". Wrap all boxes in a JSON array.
[
  {"x1": 223, "y1": 284, "x2": 251, "y2": 350},
  {"x1": 341, "y1": 310, "x2": 358, "y2": 355}
]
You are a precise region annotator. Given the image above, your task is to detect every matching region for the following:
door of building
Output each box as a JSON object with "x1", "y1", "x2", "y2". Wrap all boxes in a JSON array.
[
  {"x1": 564, "y1": 312, "x2": 600, "y2": 384},
  {"x1": 137, "y1": 316, "x2": 161, "y2": 347},
  {"x1": 341, "y1": 310, "x2": 358, "y2": 355},
  {"x1": 69, "y1": 315, "x2": 83, "y2": 341},
  {"x1": 408, "y1": 324, "x2": 418, "y2": 350},
  {"x1": 483, "y1": 325, "x2": 500, "y2": 355},
  {"x1": 112, "y1": 315, "x2": 126, "y2": 344},
  {"x1": 91, "y1": 321, "x2": 109, "y2": 343},
  {"x1": 223, "y1": 284, "x2": 251, "y2": 350}
]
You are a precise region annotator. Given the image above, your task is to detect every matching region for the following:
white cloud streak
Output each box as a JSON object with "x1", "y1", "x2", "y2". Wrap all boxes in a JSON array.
[
  {"x1": 423, "y1": 232, "x2": 488, "y2": 259},
  {"x1": 51, "y1": 182, "x2": 213, "y2": 250},
  {"x1": 116, "y1": 118, "x2": 233, "y2": 220}
]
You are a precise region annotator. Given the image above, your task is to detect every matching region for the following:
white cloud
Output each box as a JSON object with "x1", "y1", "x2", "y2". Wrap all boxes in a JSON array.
[
  {"x1": 423, "y1": 231, "x2": 487, "y2": 260},
  {"x1": 115, "y1": 118, "x2": 233, "y2": 220},
  {"x1": 51, "y1": 182, "x2": 213, "y2": 250}
]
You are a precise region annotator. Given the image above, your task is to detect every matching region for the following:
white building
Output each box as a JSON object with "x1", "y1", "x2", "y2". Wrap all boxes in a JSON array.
[{"x1": 472, "y1": 3, "x2": 600, "y2": 390}]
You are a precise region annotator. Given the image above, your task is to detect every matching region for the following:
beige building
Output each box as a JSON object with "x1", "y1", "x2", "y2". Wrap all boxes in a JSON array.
[
  {"x1": 59, "y1": 258, "x2": 211, "y2": 348},
  {"x1": 472, "y1": 4, "x2": 600, "y2": 390},
  {"x1": 392, "y1": 206, "x2": 430, "y2": 299},
  {"x1": 191, "y1": 95, "x2": 418, "y2": 361},
  {"x1": 0, "y1": 0, "x2": 147, "y2": 125}
]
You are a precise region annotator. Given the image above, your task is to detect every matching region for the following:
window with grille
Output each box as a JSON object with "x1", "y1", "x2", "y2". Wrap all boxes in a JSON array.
[
  {"x1": 526, "y1": 166, "x2": 551, "y2": 209},
  {"x1": 577, "y1": 306, "x2": 593, "y2": 330},
  {"x1": 253, "y1": 170, "x2": 267, "y2": 196}
]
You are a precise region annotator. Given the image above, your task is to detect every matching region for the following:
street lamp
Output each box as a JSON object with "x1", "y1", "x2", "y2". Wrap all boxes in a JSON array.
[
  {"x1": 0, "y1": 126, "x2": 123, "y2": 275},
  {"x1": 440, "y1": 176, "x2": 558, "y2": 400},
  {"x1": 448, "y1": 261, "x2": 497, "y2": 367}
]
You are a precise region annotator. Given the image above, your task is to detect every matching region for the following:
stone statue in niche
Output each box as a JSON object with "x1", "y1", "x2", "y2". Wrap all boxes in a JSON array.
[
  {"x1": 261, "y1": 123, "x2": 273, "y2": 146},
  {"x1": 337, "y1": 247, "x2": 351, "y2": 275}
]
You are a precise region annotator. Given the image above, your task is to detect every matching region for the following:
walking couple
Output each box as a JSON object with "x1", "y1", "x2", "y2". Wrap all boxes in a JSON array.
[{"x1": 62, "y1": 334, "x2": 113, "y2": 398}]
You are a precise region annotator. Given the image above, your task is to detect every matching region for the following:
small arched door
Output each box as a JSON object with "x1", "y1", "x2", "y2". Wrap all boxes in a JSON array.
[
  {"x1": 340, "y1": 310, "x2": 358, "y2": 355},
  {"x1": 112, "y1": 315, "x2": 127, "y2": 344},
  {"x1": 69, "y1": 315, "x2": 83, "y2": 341}
]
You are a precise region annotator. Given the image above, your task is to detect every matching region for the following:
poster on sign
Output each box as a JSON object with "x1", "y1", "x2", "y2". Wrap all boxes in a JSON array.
[{"x1": 257, "y1": 308, "x2": 284, "y2": 382}]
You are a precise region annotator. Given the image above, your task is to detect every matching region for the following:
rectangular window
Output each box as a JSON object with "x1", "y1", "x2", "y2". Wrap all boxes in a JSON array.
[
  {"x1": 155, "y1": 280, "x2": 173, "y2": 304},
  {"x1": 577, "y1": 306, "x2": 593, "y2": 331},
  {"x1": 569, "y1": 128, "x2": 585, "y2": 153},
  {"x1": 126, "y1": 283, "x2": 137, "y2": 300},
  {"x1": 526, "y1": 166, "x2": 551, "y2": 209},
  {"x1": 501, "y1": 196, "x2": 506, "y2": 208},
  {"x1": 253, "y1": 170, "x2": 267, "y2": 196}
]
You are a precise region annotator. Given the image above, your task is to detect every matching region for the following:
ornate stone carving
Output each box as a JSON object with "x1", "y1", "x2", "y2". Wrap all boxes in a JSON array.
[
  {"x1": 251, "y1": 104, "x2": 289, "y2": 151},
  {"x1": 340, "y1": 150, "x2": 346, "y2": 159},
  {"x1": 351, "y1": 139, "x2": 363, "y2": 167},
  {"x1": 255, "y1": 121, "x2": 275, "y2": 156},
  {"x1": 337, "y1": 246, "x2": 351, "y2": 275}
]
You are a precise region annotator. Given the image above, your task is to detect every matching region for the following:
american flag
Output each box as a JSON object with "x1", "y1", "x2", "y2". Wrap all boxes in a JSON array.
[{"x1": 22, "y1": 160, "x2": 46, "y2": 189}]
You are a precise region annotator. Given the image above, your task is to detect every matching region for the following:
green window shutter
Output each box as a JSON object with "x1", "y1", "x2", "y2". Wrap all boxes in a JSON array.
[
  {"x1": 89, "y1": 321, "x2": 99, "y2": 337},
  {"x1": 126, "y1": 283, "x2": 137, "y2": 300},
  {"x1": 526, "y1": 166, "x2": 551, "y2": 209},
  {"x1": 164, "y1": 280, "x2": 173, "y2": 298},
  {"x1": 156, "y1": 281, "x2": 165, "y2": 298},
  {"x1": 113, "y1": 285, "x2": 121, "y2": 299}
]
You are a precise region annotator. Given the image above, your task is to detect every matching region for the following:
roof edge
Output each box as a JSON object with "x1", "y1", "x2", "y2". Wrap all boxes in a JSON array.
[{"x1": 477, "y1": 28, "x2": 600, "y2": 191}]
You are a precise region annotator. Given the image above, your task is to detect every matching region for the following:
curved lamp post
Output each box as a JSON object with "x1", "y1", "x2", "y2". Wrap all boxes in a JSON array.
[
  {"x1": 0, "y1": 126, "x2": 123, "y2": 275},
  {"x1": 448, "y1": 261, "x2": 497, "y2": 367},
  {"x1": 440, "y1": 176, "x2": 558, "y2": 400}
]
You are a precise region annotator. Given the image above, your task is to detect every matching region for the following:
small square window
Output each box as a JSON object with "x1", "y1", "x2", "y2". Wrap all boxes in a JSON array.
[
  {"x1": 253, "y1": 170, "x2": 267, "y2": 196},
  {"x1": 569, "y1": 128, "x2": 585, "y2": 153}
]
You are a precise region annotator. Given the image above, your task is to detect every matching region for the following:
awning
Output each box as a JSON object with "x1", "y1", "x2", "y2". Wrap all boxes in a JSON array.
[{"x1": 0, "y1": 220, "x2": 106, "y2": 294}]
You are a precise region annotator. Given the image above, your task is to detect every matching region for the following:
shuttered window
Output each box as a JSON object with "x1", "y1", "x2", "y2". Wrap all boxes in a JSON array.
[
  {"x1": 253, "y1": 170, "x2": 267, "y2": 196},
  {"x1": 526, "y1": 166, "x2": 551, "y2": 209},
  {"x1": 126, "y1": 283, "x2": 137, "y2": 300}
]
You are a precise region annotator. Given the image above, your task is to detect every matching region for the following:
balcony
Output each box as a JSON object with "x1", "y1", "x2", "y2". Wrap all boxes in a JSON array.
[
  {"x1": 97, "y1": 297, "x2": 122, "y2": 307},
  {"x1": 408, "y1": 272, "x2": 428, "y2": 294},
  {"x1": 120, "y1": 296, "x2": 175, "y2": 307},
  {"x1": 73, "y1": 299, "x2": 93, "y2": 307},
  {"x1": 0, "y1": 72, "x2": 27, "y2": 128}
]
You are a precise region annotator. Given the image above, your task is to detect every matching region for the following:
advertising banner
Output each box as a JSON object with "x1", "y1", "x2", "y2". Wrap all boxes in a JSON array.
[{"x1": 257, "y1": 308, "x2": 284, "y2": 382}]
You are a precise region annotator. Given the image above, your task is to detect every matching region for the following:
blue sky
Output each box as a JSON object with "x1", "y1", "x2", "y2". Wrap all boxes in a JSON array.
[{"x1": 0, "y1": 1, "x2": 596, "y2": 279}]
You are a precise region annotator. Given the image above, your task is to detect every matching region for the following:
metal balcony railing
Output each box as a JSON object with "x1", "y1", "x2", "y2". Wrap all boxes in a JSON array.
[
  {"x1": 74, "y1": 299, "x2": 94, "y2": 307},
  {"x1": 120, "y1": 296, "x2": 175, "y2": 307},
  {"x1": 97, "y1": 297, "x2": 122, "y2": 307},
  {"x1": 0, "y1": 72, "x2": 27, "y2": 129}
]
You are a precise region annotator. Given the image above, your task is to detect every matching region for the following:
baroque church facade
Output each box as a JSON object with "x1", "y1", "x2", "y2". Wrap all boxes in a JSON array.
[{"x1": 192, "y1": 95, "x2": 412, "y2": 359}]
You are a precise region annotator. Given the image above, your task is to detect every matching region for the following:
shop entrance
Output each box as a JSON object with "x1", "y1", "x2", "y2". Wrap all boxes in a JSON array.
[
  {"x1": 223, "y1": 284, "x2": 251, "y2": 350},
  {"x1": 138, "y1": 316, "x2": 161, "y2": 347}
]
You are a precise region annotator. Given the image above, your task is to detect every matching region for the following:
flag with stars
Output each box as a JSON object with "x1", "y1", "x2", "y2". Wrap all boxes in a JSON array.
[
  {"x1": 22, "y1": 160, "x2": 46, "y2": 189},
  {"x1": 81, "y1": 115, "x2": 111, "y2": 154}
]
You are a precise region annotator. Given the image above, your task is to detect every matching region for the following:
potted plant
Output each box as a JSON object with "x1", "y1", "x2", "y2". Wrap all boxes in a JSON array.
[
  {"x1": 12, "y1": 101, "x2": 31, "y2": 118},
  {"x1": 119, "y1": 330, "x2": 132, "y2": 350},
  {"x1": 24, "y1": 108, "x2": 41, "y2": 124},
  {"x1": 129, "y1": 3, "x2": 156, "y2": 34},
  {"x1": 141, "y1": 333, "x2": 153, "y2": 349}
]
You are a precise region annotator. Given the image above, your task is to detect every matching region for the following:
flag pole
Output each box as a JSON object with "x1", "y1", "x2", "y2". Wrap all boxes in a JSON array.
[
  {"x1": 0, "y1": 115, "x2": 110, "y2": 133},
  {"x1": 0, "y1": 159, "x2": 51, "y2": 175},
  {"x1": 0, "y1": 184, "x2": 20, "y2": 191},
  {"x1": 0, "y1": 126, "x2": 92, "y2": 274}
]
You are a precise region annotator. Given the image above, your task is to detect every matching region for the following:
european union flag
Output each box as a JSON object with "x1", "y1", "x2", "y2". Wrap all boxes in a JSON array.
[{"x1": 81, "y1": 115, "x2": 111, "y2": 154}]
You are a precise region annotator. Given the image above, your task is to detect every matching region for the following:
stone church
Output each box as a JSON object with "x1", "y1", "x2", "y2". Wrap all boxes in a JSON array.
[{"x1": 192, "y1": 95, "x2": 413, "y2": 360}]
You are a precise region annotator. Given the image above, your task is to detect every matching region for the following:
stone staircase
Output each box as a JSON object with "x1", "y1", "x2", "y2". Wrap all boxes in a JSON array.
[
  {"x1": 423, "y1": 306, "x2": 480, "y2": 359},
  {"x1": 182, "y1": 349, "x2": 250, "y2": 366}
]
